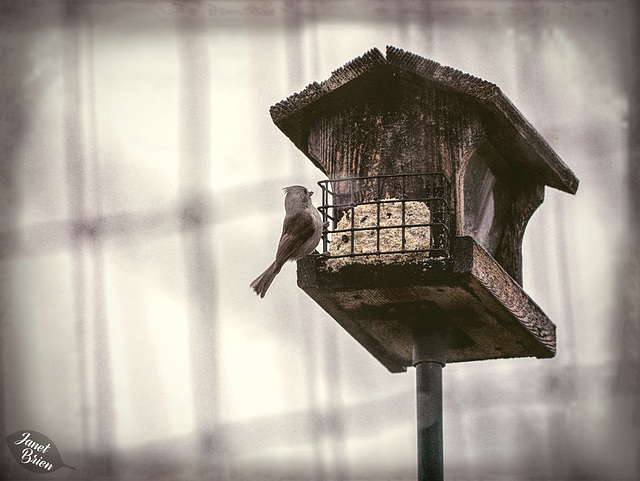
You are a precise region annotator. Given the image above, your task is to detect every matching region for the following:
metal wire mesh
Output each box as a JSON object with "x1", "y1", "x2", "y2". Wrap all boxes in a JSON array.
[{"x1": 317, "y1": 173, "x2": 452, "y2": 259}]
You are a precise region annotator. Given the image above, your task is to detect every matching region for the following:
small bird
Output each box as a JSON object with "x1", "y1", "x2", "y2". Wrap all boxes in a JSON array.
[{"x1": 250, "y1": 185, "x2": 323, "y2": 298}]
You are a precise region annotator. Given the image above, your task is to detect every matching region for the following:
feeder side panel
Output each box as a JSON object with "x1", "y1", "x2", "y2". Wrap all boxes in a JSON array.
[
  {"x1": 494, "y1": 178, "x2": 545, "y2": 285},
  {"x1": 307, "y1": 82, "x2": 485, "y2": 206},
  {"x1": 459, "y1": 141, "x2": 514, "y2": 260}
]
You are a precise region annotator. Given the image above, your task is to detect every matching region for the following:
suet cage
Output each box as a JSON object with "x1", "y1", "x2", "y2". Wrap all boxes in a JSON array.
[{"x1": 318, "y1": 172, "x2": 452, "y2": 261}]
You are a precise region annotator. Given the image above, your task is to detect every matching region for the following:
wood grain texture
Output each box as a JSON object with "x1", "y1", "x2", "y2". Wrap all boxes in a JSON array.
[
  {"x1": 271, "y1": 45, "x2": 578, "y2": 194},
  {"x1": 453, "y1": 237, "x2": 556, "y2": 354},
  {"x1": 384, "y1": 46, "x2": 578, "y2": 194},
  {"x1": 494, "y1": 179, "x2": 545, "y2": 284},
  {"x1": 307, "y1": 79, "x2": 486, "y2": 205},
  {"x1": 297, "y1": 237, "x2": 556, "y2": 372},
  {"x1": 458, "y1": 141, "x2": 544, "y2": 283}
]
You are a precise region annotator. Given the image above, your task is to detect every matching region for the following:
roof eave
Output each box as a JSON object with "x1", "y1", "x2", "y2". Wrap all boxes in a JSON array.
[{"x1": 270, "y1": 45, "x2": 579, "y2": 195}]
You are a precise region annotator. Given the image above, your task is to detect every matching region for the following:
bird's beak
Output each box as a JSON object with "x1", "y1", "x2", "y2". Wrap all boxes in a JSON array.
[{"x1": 309, "y1": 191, "x2": 314, "y2": 197}]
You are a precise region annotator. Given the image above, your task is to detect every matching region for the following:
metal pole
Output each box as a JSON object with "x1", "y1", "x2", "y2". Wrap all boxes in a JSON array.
[{"x1": 413, "y1": 309, "x2": 447, "y2": 481}]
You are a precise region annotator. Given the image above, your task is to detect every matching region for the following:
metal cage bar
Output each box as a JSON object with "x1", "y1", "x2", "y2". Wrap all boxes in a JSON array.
[{"x1": 317, "y1": 173, "x2": 452, "y2": 260}]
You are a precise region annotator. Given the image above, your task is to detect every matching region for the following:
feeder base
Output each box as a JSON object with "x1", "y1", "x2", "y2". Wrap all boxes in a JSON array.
[{"x1": 297, "y1": 236, "x2": 556, "y2": 372}]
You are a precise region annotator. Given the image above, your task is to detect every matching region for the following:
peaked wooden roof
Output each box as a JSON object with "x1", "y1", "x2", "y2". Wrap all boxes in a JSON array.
[{"x1": 271, "y1": 46, "x2": 578, "y2": 194}]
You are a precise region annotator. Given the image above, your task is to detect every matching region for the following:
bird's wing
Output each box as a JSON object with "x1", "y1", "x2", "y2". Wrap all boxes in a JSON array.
[{"x1": 274, "y1": 210, "x2": 316, "y2": 265}]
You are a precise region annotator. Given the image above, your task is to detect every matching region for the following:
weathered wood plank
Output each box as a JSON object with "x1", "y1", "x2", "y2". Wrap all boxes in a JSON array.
[
  {"x1": 494, "y1": 179, "x2": 545, "y2": 285},
  {"x1": 271, "y1": 45, "x2": 578, "y2": 194},
  {"x1": 297, "y1": 236, "x2": 555, "y2": 372},
  {"x1": 384, "y1": 45, "x2": 578, "y2": 194}
]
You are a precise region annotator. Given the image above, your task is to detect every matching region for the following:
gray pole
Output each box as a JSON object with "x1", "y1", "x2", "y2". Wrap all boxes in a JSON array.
[{"x1": 413, "y1": 309, "x2": 447, "y2": 481}]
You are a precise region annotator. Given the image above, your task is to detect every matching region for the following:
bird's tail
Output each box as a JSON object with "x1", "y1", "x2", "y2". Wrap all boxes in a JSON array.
[{"x1": 250, "y1": 262, "x2": 282, "y2": 298}]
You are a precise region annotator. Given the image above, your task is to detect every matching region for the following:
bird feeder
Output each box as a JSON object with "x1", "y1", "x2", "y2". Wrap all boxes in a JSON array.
[{"x1": 270, "y1": 46, "x2": 578, "y2": 480}]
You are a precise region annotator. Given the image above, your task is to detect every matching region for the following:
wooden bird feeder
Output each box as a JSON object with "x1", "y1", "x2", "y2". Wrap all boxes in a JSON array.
[{"x1": 270, "y1": 46, "x2": 578, "y2": 480}]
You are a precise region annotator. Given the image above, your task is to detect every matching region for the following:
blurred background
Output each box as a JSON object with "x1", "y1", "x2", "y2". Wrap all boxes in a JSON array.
[{"x1": 1, "y1": 1, "x2": 637, "y2": 480}]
